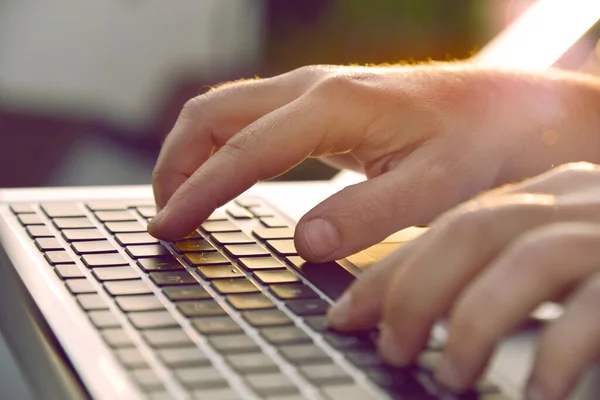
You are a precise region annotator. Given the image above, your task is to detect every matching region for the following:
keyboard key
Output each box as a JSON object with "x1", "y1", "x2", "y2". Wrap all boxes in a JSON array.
[
  {"x1": 266, "y1": 240, "x2": 297, "y2": 256},
  {"x1": 182, "y1": 231, "x2": 203, "y2": 239},
  {"x1": 321, "y1": 384, "x2": 373, "y2": 400},
  {"x1": 252, "y1": 227, "x2": 294, "y2": 240},
  {"x1": 131, "y1": 368, "x2": 164, "y2": 392},
  {"x1": 226, "y1": 206, "x2": 253, "y2": 219},
  {"x1": 93, "y1": 266, "x2": 139, "y2": 281},
  {"x1": 212, "y1": 279, "x2": 259, "y2": 294},
  {"x1": 27, "y1": 225, "x2": 54, "y2": 238},
  {"x1": 44, "y1": 250, "x2": 74, "y2": 265},
  {"x1": 77, "y1": 293, "x2": 108, "y2": 310},
  {"x1": 149, "y1": 270, "x2": 197, "y2": 286},
  {"x1": 65, "y1": 278, "x2": 95, "y2": 294},
  {"x1": 129, "y1": 311, "x2": 178, "y2": 329},
  {"x1": 208, "y1": 334, "x2": 260, "y2": 354},
  {"x1": 226, "y1": 353, "x2": 279, "y2": 374},
  {"x1": 245, "y1": 373, "x2": 299, "y2": 397},
  {"x1": 35, "y1": 237, "x2": 63, "y2": 251},
  {"x1": 227, "y1": 293, "x2": 275, "y2": 310},
  {"x1": 364, "y1": 366, "x2": 425, "y2": 394},
  {"x1": 192, "y1": 317, "x2": 242, "y2": 335},
  {"x1": 299, "y1": 364, "x2": 352, "y2": 385},
  {"x1": 304, "y1": 316, "x2": 329, "y2": 332},
  {"x1": 105, "y1": 221, "x2": 146, "y2": 234},
  {"x1": 238, "y1": 257, "x2": 285, "y2": 271},
  {"x1": 88, "y1": 310, "x2": 120, "y2": 328},
  {"x1": 162, "y1": 286, "x2": 211, "y2": 301},
  {"x1": 248, "y1": 205, "x2": 274, "y2": 218},
  {"x1": 191, "y1": 388, "x2": 239, "y2": 400},
  {"x1": 286, "y1": 299, "x2": 330, "y2": 316},
  {"x1": 18, "y1": 214, "x2": 44, "y2": 225},
  {"x1": 53, "y1": 217, "x2": 94, "y2": 230},
  {"x1": 260, "y1": 217, "x2": 288, "y2": 228},
  {"x1": 143, "y1": 329, "x2": 194, "y2": 348},
  {"x1": 211, "y1": 232, "x2": 254, "y2": 245},
  {"x1": 86, "y1": 201, "x2": 129, "y2": 211},
  {"x1": 344, "y1": 350, "x2": 384, "y2": 368},
  {"x1": 235, "y1": 197, "x2": 261, "y2": 208},
  {"x1": 104, "y1": 280, "x2": 152, "y2": 296},
  {"x1": 126, "y1": 245, "x2": 170, "y2": 259},
  {"x1": 55, "y1": 264, "x2": 85, "y2": 279},
  {"x1": 138, "y1": 257, "x2": 183, "y2": 272},
  {"x1": 175, "y1": 367, "x2": 227, "y2": 390},
  {"x1": 62, "y1": 228, "x2": 105, "y2": 242},
  {"x1": 201, "y1": 220, "x2": 240, "y2": 233},
  {"x1": 136, "y1": 207, "x2": 157, "y2": 219},
  {"x1": 116, "y1": 348, "x2": 148, "y2": 368},
  {"x1": 94, "y1": 210, "x2": 137, "y2": 222},
  {"x1": 116, "y1": 295, "x2": 164, "y2": 312},
  {"x1": 176, "y1": 301, "x2": 226, "y2": 317},
  {"x1": 101, "y1": 328, "x2": 134, "y2": 348},
  {"x1": 71, "y1": 240, "x2": 117, "y2": 255},
  {"x1": 287, "y1": 257, "x2": 355, "y2": 301},
  {"x1": 173, "y1": 239, "x2": 216, "y2": 253},
  {"x1": 270, "y1": 283, "x2": 318, "y2": 300},
  {"x1": 10, "y1": 204, "x2": 35, "y2": 214},
  {"x1": 253, "y1": 270, "x2": 299, "y2": 285},
  {"x1": 184, "y1": 252, "x2": 229, "y2": 266},
  {"x1": 224, "y1": 244, "x2": 269, "y2": 258},
  {"x1": 242, "y1": 310, "x2": 293, "y2": 327},
  {"x1": 41, "y1": 203, "x2": 85, "y2": 218},
  {"x1": 260, "y1": 326, "x2": 311, "y2": 345},
  {"x1": 115, "y1": 232, "x2": 159, "y2": 246},
  {"x1": 197, "y1": 265, "x2": 244, "y2": 280},
  {"x1": 279, "y1": 344, "x2": 330, "y2": 365},
  {"x1": 323, "y1": 332, "x2": 374, "y2": 351},
  {"x1": 129, "y1": 200, "x2": 156, "y2": 208},
  {"x1": 206, "y1": 209, "x2": 228, "y2": 221},
  {"x1": 82, "y1": 253, "x2": 128, "y2": 268},
  {"x1": 158, "y1": 347, "x2": 210, "y2": 368}
]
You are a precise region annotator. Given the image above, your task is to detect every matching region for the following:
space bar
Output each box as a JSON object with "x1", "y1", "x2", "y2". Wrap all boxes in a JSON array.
[{"x1": 287, "y1": 257, "x2": 356, "y2": 301}]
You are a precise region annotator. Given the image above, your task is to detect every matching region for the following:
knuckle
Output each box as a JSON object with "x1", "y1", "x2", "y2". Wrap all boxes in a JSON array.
[
  {"x1": 312, "y1": 71, "x2": 377, "y2": 97},
  {"x1": 439, "y1": 204, "x2": 495, "y2": 238},
  {"x1": 180, "y1": 95, "x2": 205, "y2": 121},
  {"x1": 220, "y1": 128, "x2": 258, "y2": 158}
]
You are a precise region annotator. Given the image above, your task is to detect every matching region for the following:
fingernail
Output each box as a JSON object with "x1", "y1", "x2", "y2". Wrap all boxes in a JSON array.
[
  {"x1": 148, "y1": 207, "x2": 167, "y2": 228},
  {"x1": 436, "y1": 357, "x2": 463, "y2": 391},
  {"x1": 303, "y1": 218, "x2": 340, "y2": 259},
  {"x1": 327, "y1": 291, "x2": 352, "y2": 326},
  {"x1": 526, "y1": 382, "x2": 548, "y2": 400},
  {"x1": 379, "y1": 325, "x2": 409, "y2": 365}
]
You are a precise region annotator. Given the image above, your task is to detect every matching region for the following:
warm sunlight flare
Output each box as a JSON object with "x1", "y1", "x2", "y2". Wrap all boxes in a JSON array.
[{"x1": 476, "y1": 0, "x2": 600, "y2": 69}]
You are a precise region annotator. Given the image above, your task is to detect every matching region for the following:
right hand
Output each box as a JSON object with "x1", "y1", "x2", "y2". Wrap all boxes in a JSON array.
[{"x1": 149, "y1": 63, "x2": 600, "y2": 262}]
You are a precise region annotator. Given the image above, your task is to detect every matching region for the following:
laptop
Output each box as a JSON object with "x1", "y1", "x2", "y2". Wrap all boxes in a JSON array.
[{"x1": 1, "y1": 3, "x2": 600, "y2": 399}]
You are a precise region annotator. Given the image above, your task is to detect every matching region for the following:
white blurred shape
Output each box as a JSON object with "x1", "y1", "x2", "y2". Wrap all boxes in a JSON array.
[
  {"x1": 476, "y1": 0, "x2": 600, "y2": 69},
  {"x1": 0, "y1": 0, "x2": 264, "y2": 131}
]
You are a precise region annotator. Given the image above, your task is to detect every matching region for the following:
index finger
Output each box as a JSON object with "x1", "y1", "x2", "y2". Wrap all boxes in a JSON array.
[
  {"x1": 152, "y1": 66, "x2": 327, "y2": 208},
  {"x1": 148, "y1": 83, "x2": 373, "y2": 241}
]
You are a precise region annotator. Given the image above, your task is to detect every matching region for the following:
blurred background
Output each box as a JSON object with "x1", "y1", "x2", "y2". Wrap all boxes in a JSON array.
[{"x1": 1, "y1": 0, "x2": 599, "y2": 188}]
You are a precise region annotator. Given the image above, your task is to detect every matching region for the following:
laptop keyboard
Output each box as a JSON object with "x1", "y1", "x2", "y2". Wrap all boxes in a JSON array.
[{"x1": 9, "y1": 198, "x2": 508, "y2": 400}]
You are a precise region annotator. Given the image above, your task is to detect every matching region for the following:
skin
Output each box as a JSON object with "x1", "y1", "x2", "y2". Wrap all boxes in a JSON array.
[{"x1": 148, "y1": 62, "x2": 600, "y2": 398}]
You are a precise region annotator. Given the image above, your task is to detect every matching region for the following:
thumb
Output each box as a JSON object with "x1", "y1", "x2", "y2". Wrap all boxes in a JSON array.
[{"x1": 294, "y1": 145, "x2": 469, "y2": 262}]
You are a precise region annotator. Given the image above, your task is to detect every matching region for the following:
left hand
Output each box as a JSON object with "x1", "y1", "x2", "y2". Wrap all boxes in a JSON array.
[{"x1": 327, "y1": 162, "x2": 600, "y2": 400}]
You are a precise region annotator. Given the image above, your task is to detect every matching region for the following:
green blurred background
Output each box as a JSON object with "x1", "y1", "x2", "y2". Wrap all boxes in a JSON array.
[{"x1": 4, "y1": 0, "x2": 593, "y2": 187}]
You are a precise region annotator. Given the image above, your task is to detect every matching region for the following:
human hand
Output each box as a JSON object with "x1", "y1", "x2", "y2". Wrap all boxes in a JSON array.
[
  {"x1": 328, "y1": 162, "x2": 600, "y2": 399},
  {"x1": 149, "y1": 62, "x2": 600, "y2": 262}
]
